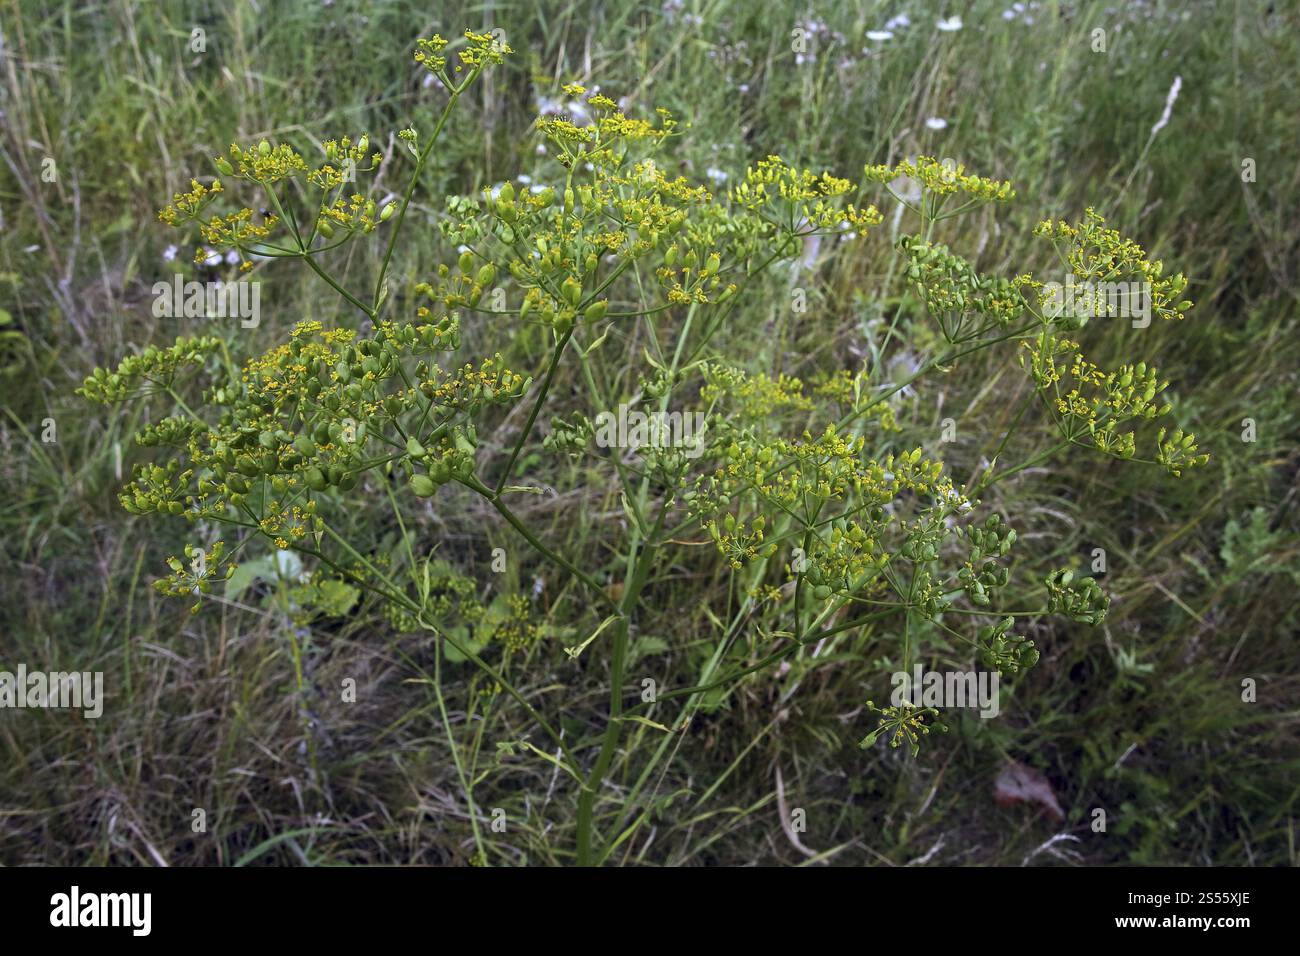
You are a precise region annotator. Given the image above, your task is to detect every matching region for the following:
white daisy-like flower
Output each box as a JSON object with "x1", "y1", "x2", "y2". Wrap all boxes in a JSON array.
[
  {"x1": 925, "y1": 117, "x2": 949, "y2": 130},
  {"x1": 936, "y1": 16, "x2": 963, "y2": 32},
  {"x1": 866, "y1": 30, "x2": 894, "y2": 41}
]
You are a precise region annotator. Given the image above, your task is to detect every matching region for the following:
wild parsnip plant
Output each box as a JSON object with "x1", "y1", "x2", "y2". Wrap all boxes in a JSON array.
[{"x1": 82, "y1": 28, "x2": 1209, "y2": 866}]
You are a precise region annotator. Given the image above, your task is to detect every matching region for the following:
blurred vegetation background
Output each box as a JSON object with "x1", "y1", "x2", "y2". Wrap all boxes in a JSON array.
[{"x1": 1, "y1": 0, "x2": 1296, "y2": 865}]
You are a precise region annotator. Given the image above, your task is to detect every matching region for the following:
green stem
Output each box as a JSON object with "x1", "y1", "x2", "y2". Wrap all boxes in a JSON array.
[
  {"x1": 494, "y1": 328, "x2": 574, "y2": 494},
  {"x1": 371, "y1": 70, "x2": 476, "y2": 318}
]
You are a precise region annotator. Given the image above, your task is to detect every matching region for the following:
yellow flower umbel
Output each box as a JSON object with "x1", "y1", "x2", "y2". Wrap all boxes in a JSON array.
[
  {"x1": 1034, "y1": 208, "x2": 1192, "y2": 323},
  {"x1": 732, "y1": 155, "x2": 882, "y2": 234},
  {"x1": 863, "y1": 155, "x2": 1015, "y2": 203}
]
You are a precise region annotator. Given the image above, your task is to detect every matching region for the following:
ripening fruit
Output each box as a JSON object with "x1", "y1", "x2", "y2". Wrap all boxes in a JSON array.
[
  {"x1": 258, "y1": 140, "x2": 271, "y2": 156},
  {"x1": 215, "y1": 157, "x2": 234, "y2": 176},
  {"x1": 476, "y1": 263, "x2": 497, "y2": 287},
  {"x1": 459, "y1": 250, "x2": 475, "y2": 274},
  {"x1": 380, "y1": 202, "x2": 396, "y2": 221},
  {"x1": 561, "y1": 277, "x2": 582, "y2": 307},
  {"x1": 410, "y1": 474, "x2": 436, "y2": 497},
  {"x1": 584, "y1": 299, "x2": 608, "y2": 323},
  {"x1": 304, "y1": 466, "x2": 328, "y2": 491}
]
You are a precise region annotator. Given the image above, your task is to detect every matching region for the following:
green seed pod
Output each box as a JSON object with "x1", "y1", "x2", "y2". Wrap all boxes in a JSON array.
[
  {"x1": 410, "y1": 474, "x2": 436, "y2": 497},
  {"x1": 304, "y1": 466, "x2": 328, "y2": 491},
  {"x1": 562, "y1": 277, "x2": 582, "y2": 308},
  {"x1": 357, "y1": 134, "x2": 368, "y2": 154},
  {"x1": 337, "y1": 472, "x2": 358, "y2": 491},
  {"x1": 584, "y1": 299, "x2": 608, "y2": 323},
  {"x1": 406, "y1": 436, "x2": 427, "y2": 458},
  {"x1": 498, "y1": 181, "x2": 515, "y2": 204},
  {"x1": 317, "y1": 219, "x2": 335, "y2": 238},
  {"x1": 476, "y1": 263, "x2": 497, "y2": 287},
  {"x1": 459, "y1": 250, "x2": 475, "y2": 274},
  {"x1": 564, "y1": 187, "x2": 575, "y2": 214},
  {"x1": 215, "y1": 156, "x2": 234, "y2": 176},
  {"x1": 258, "y1": 139, "x2": 271, "y2": 156},
  {"x1": 380, "y1": 202, "x2": 396, "y2": 221}
]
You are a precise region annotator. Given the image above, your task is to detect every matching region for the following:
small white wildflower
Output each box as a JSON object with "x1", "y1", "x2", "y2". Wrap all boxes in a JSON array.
[
  {"x1": 705, "y1": 166, "x2": 729, "y2": 184},
  {"x1": 162, "y1": 244, "x2": 178, "y2": 262},
  {"x1": 202, "y1": 248, "x2": 222, "y2": 267},
  {"x1": 885, "y1": 13, "x2": 911, "y2": 29},
  {"x1": 866, "y1": 30, "x2": 894, "y2": 41},
  {"x1": 224, "y1": 249, "x2": 240, "y2": 265},
  {"x1": 936, "y1": 16, "x2": 963, "y2": 32},
  {"x1": 925, "y1": 117, "x2": 949, "y2": 130}
]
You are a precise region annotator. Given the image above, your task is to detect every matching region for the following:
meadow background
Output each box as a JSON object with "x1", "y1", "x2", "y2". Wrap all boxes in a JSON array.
[{"x1": 1, "y1": 0, "x2": 1297, "y2": 865}]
